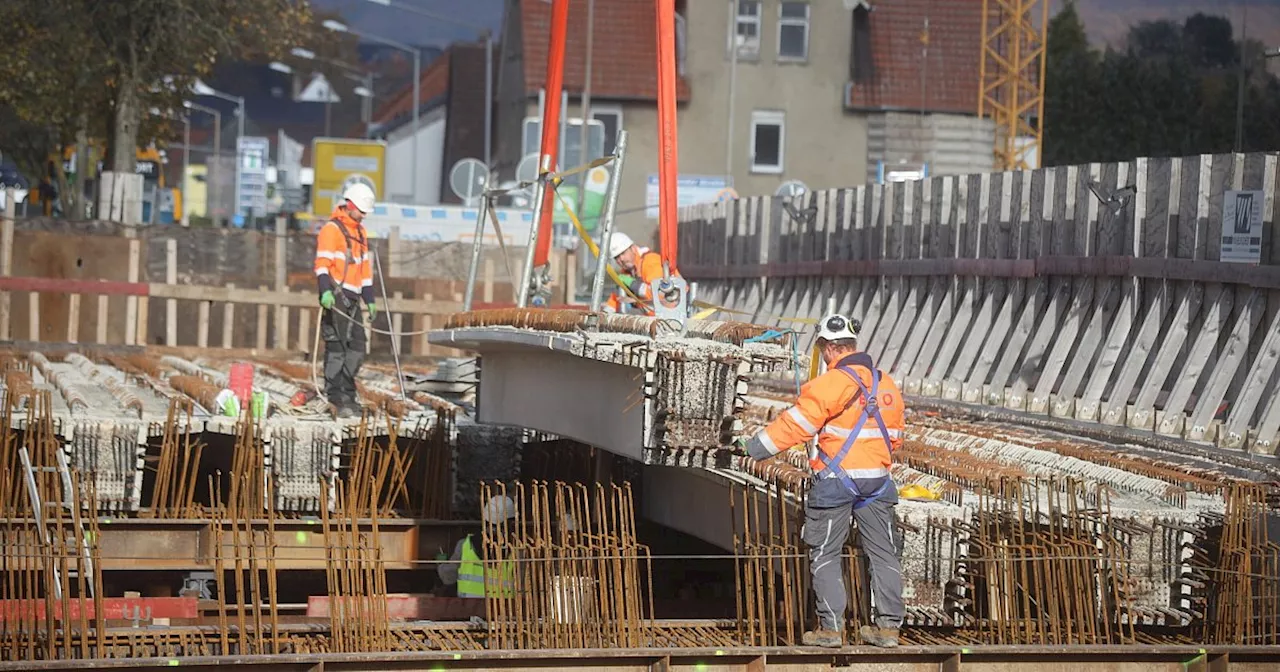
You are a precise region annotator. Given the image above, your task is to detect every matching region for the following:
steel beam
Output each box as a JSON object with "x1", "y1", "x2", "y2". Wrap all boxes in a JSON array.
[
  {"x1": 42, "y1": 518, "x2": 473, "y2": 571},
  {"x1": 1, "y1": 646, "x2": 1275, "y2": 671}
]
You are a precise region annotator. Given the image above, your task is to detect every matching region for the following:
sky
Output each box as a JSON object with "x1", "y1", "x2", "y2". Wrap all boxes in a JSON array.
[
  {"x1": 312, "y1": 0, "x2": 1280, "y2": 55},
  {"x1": 312, "y1": 0, "x2": 504, "y2": 48}
]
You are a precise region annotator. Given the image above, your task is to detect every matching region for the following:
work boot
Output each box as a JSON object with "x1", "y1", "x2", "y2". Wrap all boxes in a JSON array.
[
  {"x1": 859, "y1": 625, "x2": 900, "y2": 648},
  {"x1": 801, "y1": 628, "x2": 844, "y2": 648}
]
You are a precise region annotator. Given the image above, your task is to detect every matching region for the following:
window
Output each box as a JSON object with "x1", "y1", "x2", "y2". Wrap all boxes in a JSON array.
[
  {"x1": 521, "y1": 117, "x2": 606, "y2": 168},
  {"x1": 850, "y1": 4, "x2": 874, "y2": 82},
  {"x1": 592, "y1": 106, "x2": 623, "y2": 156},
  {"x1": 674, "y1": 11, "x2": 688, "y2": 77},
  {"x1": 750, "y1": 110, "x2": 784, "y2": 174},
  {"x1": 731, "y1": 0, "x2": 761, "y2": 59},
  {"x1": 778, "y1": 2, "x2": 810, "y2": 61}
]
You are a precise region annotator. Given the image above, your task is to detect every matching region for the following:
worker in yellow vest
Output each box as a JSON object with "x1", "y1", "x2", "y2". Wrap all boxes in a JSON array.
[{"x1": 438, "y1": 495, "x2": 517, "y2": 599}]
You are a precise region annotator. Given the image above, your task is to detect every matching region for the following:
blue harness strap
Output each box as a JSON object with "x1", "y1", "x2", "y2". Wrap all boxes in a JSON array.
[{"x1": 815, "y1": 364, "x2": 896, "y2": 509}]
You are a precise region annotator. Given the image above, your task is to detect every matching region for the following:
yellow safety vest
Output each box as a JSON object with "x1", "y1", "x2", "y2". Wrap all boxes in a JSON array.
[{"x1": 457, "y1": 535, "x2": 514, "y2": 599}]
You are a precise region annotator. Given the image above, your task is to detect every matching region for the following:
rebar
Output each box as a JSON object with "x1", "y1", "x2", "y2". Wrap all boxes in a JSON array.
[{"x1": 479, "y1": 480, "x2": 653, "y2": 650}]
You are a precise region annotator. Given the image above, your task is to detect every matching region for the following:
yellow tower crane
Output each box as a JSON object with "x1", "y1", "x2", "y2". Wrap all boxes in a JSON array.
[{"x1": 978, "y1": 0, "x2": 1049, "y2": 171}]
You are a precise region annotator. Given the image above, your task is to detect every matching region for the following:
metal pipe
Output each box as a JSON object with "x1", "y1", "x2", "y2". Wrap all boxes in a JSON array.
[
  {"x1": 518, "y1": 157, "x2": 552, "y2": 307},
  {"x1": 411, "y1": 48, "x2": 420, "y2": 203},
  {"x1": 236, "y1": 95, "x2": 245, "y2": 220},
  {"x1": 212, "y1": 111, "x2": 222, "y2": 224},
  {"x1": 181, "y1": 115, "x2": 190, "y2": 227},
  {"x1": 591, "y1": 130, "x2": 628, "y2": 311},
  {"x1": 485, "y1": 32, "x2": 494, "y2": 168},
  {"x1": 725, "y1": 0, "x2": 738, "y2": 179},
  {"x1": 463, "y1": 194, "x2": 491, "y2": 311}
]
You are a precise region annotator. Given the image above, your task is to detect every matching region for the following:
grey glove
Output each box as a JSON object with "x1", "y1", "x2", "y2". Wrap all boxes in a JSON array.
[{"x1": 743, "y1": 435, "x2": 775, "y2": 461}]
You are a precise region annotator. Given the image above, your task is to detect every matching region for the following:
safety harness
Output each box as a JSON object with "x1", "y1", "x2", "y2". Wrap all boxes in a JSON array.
[
  {"x1": 325, "y1": 217, "x2": 367, "y2": 340},
  {"x1": 814, "y1": 363, "x2": 895, "y2": 509}
]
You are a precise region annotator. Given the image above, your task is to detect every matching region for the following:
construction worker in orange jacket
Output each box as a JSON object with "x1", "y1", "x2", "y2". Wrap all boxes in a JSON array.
[
  {"x1": 742, "y1": 313, "x2": 905, "y2": 649},
  {"x1": 602, "y1": 232, "x2": 677, "y2": 315},
  {"x1": 314, "y1": 183, "x2": 378, "y2": 419}
]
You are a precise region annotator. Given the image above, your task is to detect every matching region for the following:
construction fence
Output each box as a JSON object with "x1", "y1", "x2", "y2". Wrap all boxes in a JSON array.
[
  {"x1": 0, "y1": 215, "x2": 578, "y2": 357},
  {"x1": 678, "y1": 151, "x2": 1280, "y2": 453}
]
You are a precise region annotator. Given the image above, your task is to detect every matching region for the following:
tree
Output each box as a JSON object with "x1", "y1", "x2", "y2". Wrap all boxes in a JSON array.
[
  {"x1": 73, "y1": 0, "x2": 314, "y2": 174},
  {"x1": 1043, "y1": 2, "x2": 1101, "y2": 165},
  {"x1": 0, "y1": 0, "x2": 111, "y2": 216},
  {"x1": 1043, "y1": 5, "x2": 1280, "y2": 163}
]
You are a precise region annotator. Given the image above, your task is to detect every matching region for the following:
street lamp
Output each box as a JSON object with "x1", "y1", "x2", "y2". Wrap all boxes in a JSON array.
[
  {"x1": 1234, "y1": 47, "x2": 1280, "y2": 153},
  {"x1": 192, "y1": 79, "x2": 246, "y2": 221},
  {"x1": 184, "y1": 101, "x2": 222, "y2": 224},
  {"x1": 324, "y1": 19, "x2": 420, "y2": 202},
  {"x1": 359, "y1": 0, "x2": 494, "y2": 169}
]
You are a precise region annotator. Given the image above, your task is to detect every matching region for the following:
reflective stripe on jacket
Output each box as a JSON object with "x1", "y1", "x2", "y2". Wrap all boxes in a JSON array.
[
  {"x1": 314, "y1": 207, "x2": 373, "y2": 300},
  {"x1": 456, "y1": 535, "x2": 515, "y2": 599},
  {"x1": 748, "y1": 352, "x2": 904, "y2": 479}
]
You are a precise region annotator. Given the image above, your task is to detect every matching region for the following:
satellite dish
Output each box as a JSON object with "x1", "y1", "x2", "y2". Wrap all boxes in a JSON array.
[
  {"x1": 515, "y1": 154, "x2": 540, "y2": 184},
  {"x1": 776, "y1": 180, "x2": 809, "y2": 201},
  {"x1": 449, "y1": 158, "x2": 489, "y2": 206}
]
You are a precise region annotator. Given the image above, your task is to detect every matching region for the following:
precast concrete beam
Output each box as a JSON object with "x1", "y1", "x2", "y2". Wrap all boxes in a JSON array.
[
  {"x1": 429, "y1": 322, "x2": 796, "y2": 463},
  {"x1": 640, "y1": 464, "x2": 800, "y2": 551}
]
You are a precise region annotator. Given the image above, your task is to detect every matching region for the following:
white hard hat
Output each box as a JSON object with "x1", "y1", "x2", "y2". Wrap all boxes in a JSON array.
[
  {"x1": 816, "y1": 313, "x2": 859, "y2": 344},
  {"x1": 481, "y1": 495, "x2": 517, "y2": 524},
  {"x1": 607, "y1": 232, "x2": 634, "y2": 259},
  {"x1": 342, "y1": 183, "x2": 376, "y2": 214}
]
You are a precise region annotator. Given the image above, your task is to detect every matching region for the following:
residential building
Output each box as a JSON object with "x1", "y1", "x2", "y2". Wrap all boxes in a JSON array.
[
  {"x1": 496, "y1": 0, "x2": 998, "y2": 245},
  {"x1": 368, "y1": 42, "x2": 492, "y2": 205}
]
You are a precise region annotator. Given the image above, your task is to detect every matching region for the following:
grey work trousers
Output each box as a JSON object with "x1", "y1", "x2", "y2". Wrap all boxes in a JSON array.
[
  {"x1": 803, "y1": 488, "x2": 906, "y2": 631},
  {"x1": 320, "y1": 295, "x2": 366, "y2": 407}
]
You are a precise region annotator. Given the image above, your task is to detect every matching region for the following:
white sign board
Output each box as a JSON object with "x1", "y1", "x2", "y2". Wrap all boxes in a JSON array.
[
  {"x1": 359, "y1": 202, "x2": 570, "y2": 249},
  {"x1": 1221, "y1": 190, "x2": 1263, "y2": 264},
  {"x1": 645, "y1": 174, "x2": 734, "y2": 219},
  {"x1": 236, "y1": 136, "x2": 271, "y2": 218}
]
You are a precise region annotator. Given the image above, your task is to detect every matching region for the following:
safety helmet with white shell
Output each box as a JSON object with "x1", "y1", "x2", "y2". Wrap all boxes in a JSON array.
[
  {"x1": 816, "y1": 313, "x2": 860, "y2": 345},
  {"x1": 607, "y1": 232, "x2": 635, "y2": 260},
  {"x1": 481, "y1": 495, "x2": 517, "y2": 524},
  {"x1": 342, "y1": 183, "x2": 376, "y2": 214}
]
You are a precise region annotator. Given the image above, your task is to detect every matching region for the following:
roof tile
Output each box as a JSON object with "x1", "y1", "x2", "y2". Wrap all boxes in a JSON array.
[
  {"x1": 520, "y1": 0, "x2": 690, "y2": 102},
  {"x1": 846, "y1": 0, "x2": 982, "y2": 114}
]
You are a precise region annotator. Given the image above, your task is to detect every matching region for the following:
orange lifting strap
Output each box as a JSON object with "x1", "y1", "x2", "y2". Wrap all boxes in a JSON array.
[
  {"x1": 654, "y1": 0, "x2": 680, "y2": 273},
  {"x1": 532, "y1": 0, "x2": 570, "y2": 269}
]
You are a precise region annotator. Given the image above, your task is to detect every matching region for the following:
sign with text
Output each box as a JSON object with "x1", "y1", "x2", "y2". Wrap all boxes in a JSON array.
[
  {"x1": 1221, "y1": 189, "x2": 1263, "y2": 264},
  {"x1": 311, "y1": 139, "x2": 386, "y2": 217},
  {"x1": 645, "y1": 174, "x2": 731, "y2": 219},
  {"x1": 236, "y1": 136, "x2": 270, "y2": 219}
]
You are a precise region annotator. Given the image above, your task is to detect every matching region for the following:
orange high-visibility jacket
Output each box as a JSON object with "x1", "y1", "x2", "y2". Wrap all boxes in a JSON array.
[
  {"x1": 314, "y1": 208, "x2": 374, "y2": 304},
  {"x1": 603, "y1": 248, "x2": 667, "y2": 314},
  {"x1": 749, "y1": 353, "x2": 904, "y2": 480}
]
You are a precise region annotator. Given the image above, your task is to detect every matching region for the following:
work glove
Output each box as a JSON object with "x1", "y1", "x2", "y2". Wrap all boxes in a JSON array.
[
  {"x1": 366, "y1": 302, "x2": 378, "y2": 321},
  {"x1": 319, "y1": 290, "x2": 335, "y2": 310},
  {"x1": 743, "y1": 436, "x2": 775, "y2": 461}
]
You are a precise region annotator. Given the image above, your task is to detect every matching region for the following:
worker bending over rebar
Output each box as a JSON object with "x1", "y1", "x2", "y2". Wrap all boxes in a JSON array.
[
  {"x1": 314, "y1": 183, "x2": 378, "y2": 419},
  {"x1": 740, "y1": 313, "x2": 906, "y2": 648}
]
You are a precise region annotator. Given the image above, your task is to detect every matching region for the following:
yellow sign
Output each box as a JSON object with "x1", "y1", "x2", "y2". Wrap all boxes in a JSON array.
[{"x1": 310, "y1": 139, "x2": 386, "y2": 217}]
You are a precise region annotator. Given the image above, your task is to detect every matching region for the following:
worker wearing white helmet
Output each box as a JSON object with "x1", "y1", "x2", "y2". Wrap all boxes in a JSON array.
[
  {"x1": 739, "y1": 313, "x2": 906, "y2": 648},
  {"x1": 602, "y1": 232, "x2": 677, "y2": 315},
  {"x1": 313, "y1": 183, "x2": 379, "y2": 418},
  {"x1": 437, "y1": 495, "x2": 518, "y2": 599}
]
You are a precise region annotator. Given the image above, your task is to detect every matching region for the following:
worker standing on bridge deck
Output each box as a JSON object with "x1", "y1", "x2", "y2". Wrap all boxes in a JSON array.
[
  {"x1": 741, "y1": 313, "x2": 906, "y2": 649},
  {"x1": 602, "y1": 232, "x2": 678, "y2": 315},
  {"x1": 314, "y1": 183, "x2": 378, "y2": 419}
]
